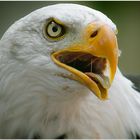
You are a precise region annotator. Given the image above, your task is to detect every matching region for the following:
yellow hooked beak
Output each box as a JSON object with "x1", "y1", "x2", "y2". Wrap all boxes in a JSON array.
[{"x1": 51, "y1": 22, "x2": 119, "y2": 100}]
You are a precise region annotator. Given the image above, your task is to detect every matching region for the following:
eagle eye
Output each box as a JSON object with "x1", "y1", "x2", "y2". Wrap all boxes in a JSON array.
[{"x1": 44, "y1": 19, "x2": 65, "y2": 40}]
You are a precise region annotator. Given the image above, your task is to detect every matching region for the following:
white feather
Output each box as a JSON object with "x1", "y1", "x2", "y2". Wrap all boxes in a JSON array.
[{"x1": 0, "y1": 3, "x2": 140, "y2": 138}]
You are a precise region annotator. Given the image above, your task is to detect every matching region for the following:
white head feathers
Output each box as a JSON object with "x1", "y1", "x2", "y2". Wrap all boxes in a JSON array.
[{"x1": 0, "y1": 3, "x2": 140, "y2": 139}]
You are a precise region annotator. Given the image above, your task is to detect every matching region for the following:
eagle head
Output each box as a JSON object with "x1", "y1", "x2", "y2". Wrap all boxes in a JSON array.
[
  {"x1": 1, "y1": 3, "x2": 140, "y2": 139},
  {"x1": 1, "y1": 4, "x2": 119, "y2": 101}
]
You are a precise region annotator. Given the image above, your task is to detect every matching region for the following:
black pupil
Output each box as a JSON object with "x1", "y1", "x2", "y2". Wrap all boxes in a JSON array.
[{"x1": 52, "y1": 25, "x2": 58, "y2": 32}]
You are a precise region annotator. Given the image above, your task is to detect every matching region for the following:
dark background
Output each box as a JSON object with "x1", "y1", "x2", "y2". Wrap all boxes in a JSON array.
[{"x1": 0, "y1": 1, "x2": 140, "y2": 75}]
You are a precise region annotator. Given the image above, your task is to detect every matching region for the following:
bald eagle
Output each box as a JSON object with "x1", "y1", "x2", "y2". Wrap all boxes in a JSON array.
[{"x1": 0, "y1": 3, "x2": 140, "y2": 139}]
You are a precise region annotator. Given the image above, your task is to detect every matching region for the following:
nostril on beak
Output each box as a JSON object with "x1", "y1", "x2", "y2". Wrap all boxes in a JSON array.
[{"x1": 90, "y1": 30, "x2": 98, "y2": 38}]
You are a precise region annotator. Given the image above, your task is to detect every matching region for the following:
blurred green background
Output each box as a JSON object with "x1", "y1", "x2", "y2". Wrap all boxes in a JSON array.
[{"x1": 0, "y1": 1, "x2": 140, "y2": 75}]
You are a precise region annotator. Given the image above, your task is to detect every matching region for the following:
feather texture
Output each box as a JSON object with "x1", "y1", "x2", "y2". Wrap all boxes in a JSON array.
[{"x1": 0, "y1": 4, "x2": 140, "y2": 138}]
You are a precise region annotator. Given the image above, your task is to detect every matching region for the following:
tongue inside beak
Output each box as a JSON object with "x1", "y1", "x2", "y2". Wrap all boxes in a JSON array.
[
  {"x1": 51, "y1": 52, "x2": 112, "y2": 99},
  {"x1": 85, "y1": 73, "x2": 111, "y2": 89}
]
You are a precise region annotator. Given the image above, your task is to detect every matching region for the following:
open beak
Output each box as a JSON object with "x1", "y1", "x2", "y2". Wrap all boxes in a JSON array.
[{"x1": 51, "y1": 22, "x2": 119, "y2": 100}]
